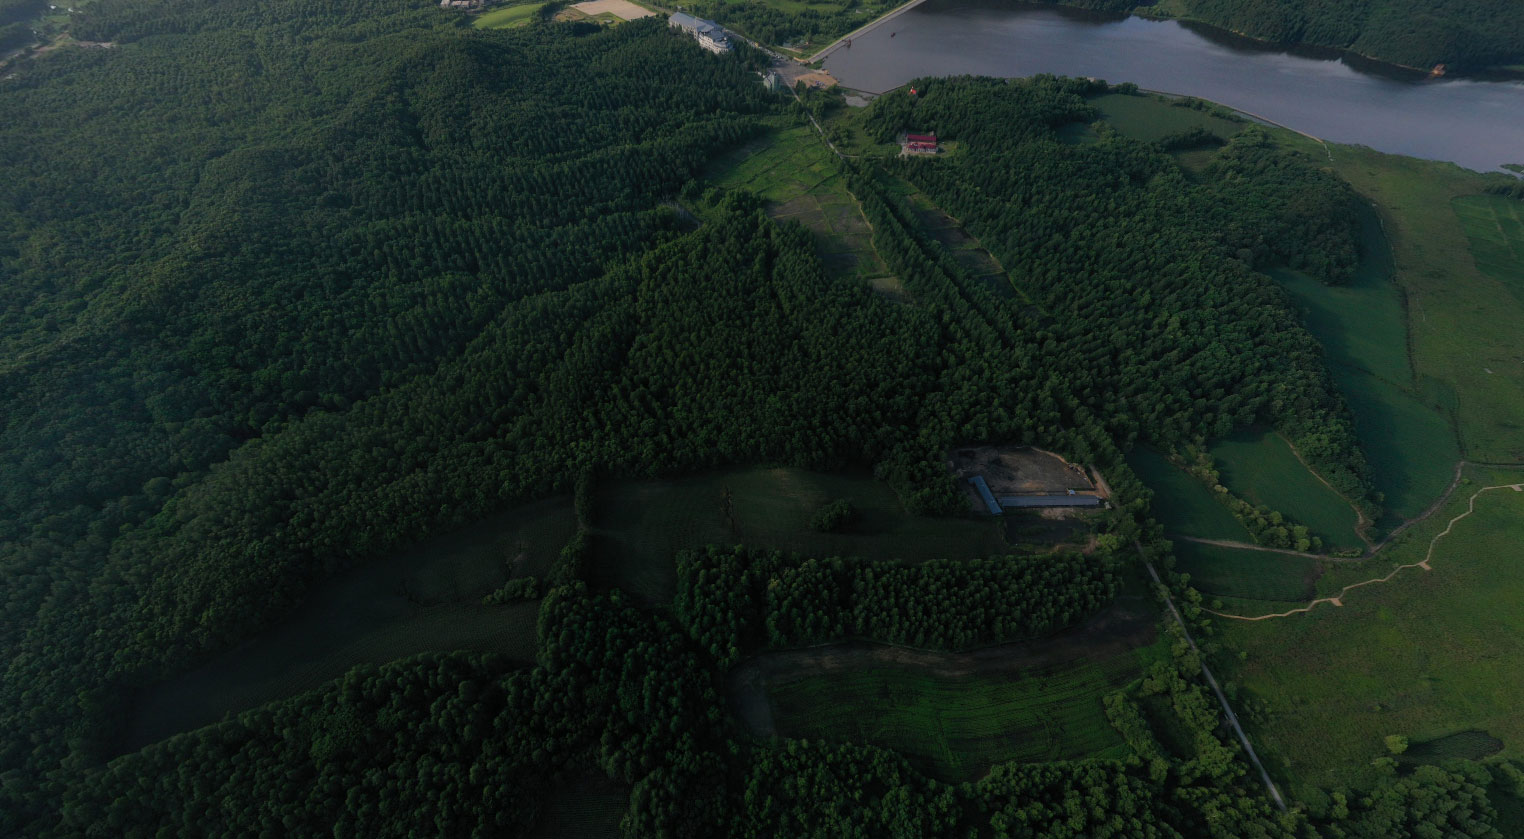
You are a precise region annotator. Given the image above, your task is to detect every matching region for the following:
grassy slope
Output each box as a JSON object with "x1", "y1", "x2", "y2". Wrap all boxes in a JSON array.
[
  {"x1": 1208, "y1": 432, "x2": 1364, "y2": 550},
  {"x1": 1222, "y1": 466, "x2": 1524, "y2": 794},
  {"x1": 1173, "y1": 540, "x2": 1317, "y2": 604},
  {"x1": 1292, "y1": 141, "x2": 1524, "y2": 465},
  {"x1": 1126, "y1": 447, "x2": 1252, "y2": 542},
  {"x1": 473, "y1": 2, "x2": 545, "y2": 29},
  {"x1": 588, "y1": 467, "x2": 1007, "y2": 602},
  {"x1": 752, "y1": 583, "x2": 1166, "y2": 781},
  {"x1": 1266, "y1": 207, "x2": 1458, "y2": 523},
  {"x1": 1451, "y1": 194, "x2": 1524, "y2": 315},
  {"x1": 706, "y1": 123, "x2": 896, "y2": 291},
  {"x1": 124, "y1": 497, "x2": 573, "y2": 751}
]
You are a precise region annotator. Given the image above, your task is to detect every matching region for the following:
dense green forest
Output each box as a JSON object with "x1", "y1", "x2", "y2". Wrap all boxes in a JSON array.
[
  {"x1": 1048, "y1": 0, "x2": 1524, "y2": 71},
  {"x1": 2, "y1": 0, "x2": 1510, "y2": 832}
]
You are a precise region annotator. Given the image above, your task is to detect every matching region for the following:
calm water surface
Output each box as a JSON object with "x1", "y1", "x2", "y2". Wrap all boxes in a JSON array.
[{"x1": 824, "y1": 0, "x2": 1524, "y2": 172}]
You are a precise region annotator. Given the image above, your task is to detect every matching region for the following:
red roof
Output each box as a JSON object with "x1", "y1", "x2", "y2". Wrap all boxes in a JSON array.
[{"x1": 905, "y1": 133, "x2": 937, "y2": 143}]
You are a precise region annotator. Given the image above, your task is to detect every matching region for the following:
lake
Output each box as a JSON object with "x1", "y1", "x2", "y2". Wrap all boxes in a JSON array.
[{"x1": 823, "y1": 0, "x2": 1524, "y2": 173}]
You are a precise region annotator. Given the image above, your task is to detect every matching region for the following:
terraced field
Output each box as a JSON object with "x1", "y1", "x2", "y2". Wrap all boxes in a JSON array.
[{"x1": 729, "y1": 590, "x2": 1164, "y2": 781}]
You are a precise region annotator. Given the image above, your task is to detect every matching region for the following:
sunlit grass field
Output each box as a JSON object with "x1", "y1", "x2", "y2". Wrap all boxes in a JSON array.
[
  {"x1": 473, "y1": 2, "x2": 545, "y2": 29},
  {"x1": 1222, "y1": 467, "x2": 1524, "y2": 793},
  {"x1": 1127, "y1": 446, "x2": 1253, "y2": 542},
  {"x1": 1172, "y1": 541, "x2": 1317, "y2": 604},
  {"x1": 1267, "y1": 211, "x2": 1458, "y2": 524},
  {"x1": 1209, "y1": 431, "x2": 1364, "y2": 551}
]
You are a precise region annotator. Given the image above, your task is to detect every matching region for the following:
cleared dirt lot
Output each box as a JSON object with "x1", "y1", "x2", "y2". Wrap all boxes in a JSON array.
[
  {"x1": 570, "y1": 0, "x2": 653, "y2": 20},
  {"x1": 950, "y1": 445, "x2": 1097, "y2": 495}
]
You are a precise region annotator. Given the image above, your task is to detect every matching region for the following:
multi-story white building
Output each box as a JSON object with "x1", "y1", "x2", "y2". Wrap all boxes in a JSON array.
[{"x1": 669, "y1": 12, "x2": 732, "y2": 54}]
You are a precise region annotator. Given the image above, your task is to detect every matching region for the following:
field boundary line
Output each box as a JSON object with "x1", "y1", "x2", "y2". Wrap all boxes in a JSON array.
[
  {"x1": 1278, "y1": 433, "x2": 1375, "y2": 547},
  {"x1": 1208, "y1": 481, "x2": 1524, "y2": 621},
  {"x1": 1140, "y1": 547, "x2": 1286, "y2": 812}
]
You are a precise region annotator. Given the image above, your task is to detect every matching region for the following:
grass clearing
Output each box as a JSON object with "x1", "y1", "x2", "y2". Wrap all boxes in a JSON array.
[
  {"x1": 706, "y1": 124, "x2": 895, "y2": 290},
  {"x1": 730, "y1": 586, "x2": 1165, "y2": 781},
  {"x1": 1221, "y1": 467, "x2": 1524, "y2": 793},
  {"x1": 1173, "y1": 541, "x2": 1318, "y2": 604},
  {"x1": 473, "y1": 2, "x2": 545, "y2": 29},
  {"x1": 1127, "y1": 446, "x2": 1252, "y2": 542},
  {"x1": 1262, "y1": 135, "x2": 1524, "y2": 464},
  {"x1": 1093, "y1": 92, "x2": 1245, "y2": 144},
  {"x1": 588, "y1": 467, "x2": 1008, "y2": 603},
  {"x1": 1451, "y1": 194, "x2": 1524, "y2": 310},
  {"x1": 123, "y1": 497, "x2": 573, "y2": 752},
  {"x1": 1208, "y1": 431, "x2": 1364, "y2": 551},
  {"x1": 1266, "y1": 208, "x2": 1459, "y2": 523}
]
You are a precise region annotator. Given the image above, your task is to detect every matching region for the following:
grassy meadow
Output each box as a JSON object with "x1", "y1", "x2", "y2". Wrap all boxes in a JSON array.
[
  {"x1": 1264, "y1": 137, "x2": 1524, "y2": 465},
  {"x1": 1208, "y1": 432, "x2": 1365, "y2": 551},
  {"x1": 1127, "y1": 447, "x2": 1253, "y2": 541},
  {"x1": 1221, "y1": 466, "x2": 1524, "y2": 793},
  {"x1": 1094, "y1": 92, "x2": 1245, "y2": 144},
  {"x1": 705, "y1": 124, "x2": 896, "y2": 291},
  {"x1": 587, "y1": 467, "x2": 1008, "y2": 602},
  {"x1": 735, "y1": 588, "x2": 1165, "y2": 781},
  {"x1": 1267, "y1": 209, "x2": 1459, "y2": 523},
  {"x1": 123, "y1": 497, "x2": 573, "y2": 751},
  {"x1": 473, "y1": 2, "x2": 545, "y2": 29},
  {"x1": 1172, "y1": 541, "x2": 1318, "y2": 604},
  {"x1": 1451, "y1": 194, "x2": 1524, "y2": 309}
]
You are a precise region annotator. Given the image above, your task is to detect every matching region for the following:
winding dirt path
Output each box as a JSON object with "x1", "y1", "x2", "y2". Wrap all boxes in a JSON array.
[{"x1": 1209, "y1": 480, "x2": 1524, "y2": 621}]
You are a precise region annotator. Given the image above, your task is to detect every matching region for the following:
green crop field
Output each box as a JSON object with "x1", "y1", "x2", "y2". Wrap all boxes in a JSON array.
[
  {"x1": 1172, "y1": 541, "x2": 1318, "y2": 604},
  {"x1": 1267, "y1": 207, "x2": 1459, "y2": 523},
  {"x1": 123, "y1": 498, "x2": 572, "y2": 751},
  {"x1": 1209, "y1": 432, "x2": 1364, "y2": 551},
  {"x1": 738, "y1": 590, "x2": 1166, "y2": 781},
  {"x1": 1221, "y1": 467, "x2": 1524, "y2": 794},
  {"x1": 1452, "y1": 194, "x2": 1524, "y2": 308},
  {"x1": 588, "y1": 467, "x2": 1008, "y2": 602},
  {"x1": 1093, "y1": 92, "x2": 1245, "y2": 144},
  {"x1": 1127, "y1": 446, "x2": 1253, "y2": 541},
  {"x1": 473, "y1": 2, "x2": 545, "y2": 29}
]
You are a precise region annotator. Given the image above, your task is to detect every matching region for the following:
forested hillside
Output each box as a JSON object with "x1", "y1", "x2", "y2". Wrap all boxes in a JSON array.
[
  {"x1": 1053, "y1": 0, "x2": 1524, "y2": 72},
  {"x1": 0, "y1": 0, "x2": 1439, "y2": 833}
]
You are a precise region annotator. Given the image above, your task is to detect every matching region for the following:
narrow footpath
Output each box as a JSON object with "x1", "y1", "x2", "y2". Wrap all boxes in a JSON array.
[{"x1": 1210, "y1": 481, "x2": 1524, "y2": 622}]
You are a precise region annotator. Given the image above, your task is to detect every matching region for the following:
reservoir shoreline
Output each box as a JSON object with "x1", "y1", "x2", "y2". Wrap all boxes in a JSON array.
[{"x1": 821, "y1": 0, "x2": 1524, "y2": 173}]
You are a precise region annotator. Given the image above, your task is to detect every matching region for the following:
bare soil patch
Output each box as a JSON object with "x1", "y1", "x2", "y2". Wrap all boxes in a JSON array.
[
  {"x1": 949, "y1": 445, "x2": 1097, "y2": 495},
  {"x1": 570, "y1": 0, "x2": 653, "y2": 19}
]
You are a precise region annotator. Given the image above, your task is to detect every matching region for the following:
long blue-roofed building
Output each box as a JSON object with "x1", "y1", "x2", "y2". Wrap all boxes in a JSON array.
[{"x1": 968, "y1": 475, "x2": 1002, "y2": 516}]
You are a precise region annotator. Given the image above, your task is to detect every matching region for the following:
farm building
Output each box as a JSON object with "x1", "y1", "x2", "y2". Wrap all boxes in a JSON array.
[
  {"x1": 998, "y1": 494, "x2": 1102, "y2": 509},
  {"x1": 669, "y1": 12, "x2": 732, "y2": 53},
  {"x1": 903, "y1": 132, "x2": 938, "y2": 154}
]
